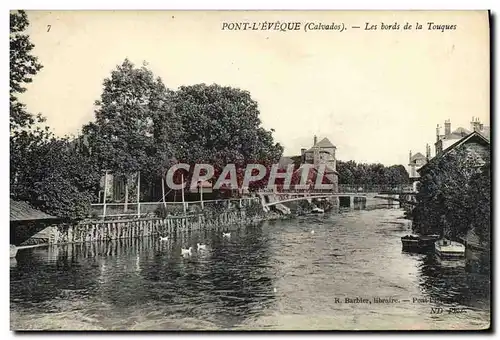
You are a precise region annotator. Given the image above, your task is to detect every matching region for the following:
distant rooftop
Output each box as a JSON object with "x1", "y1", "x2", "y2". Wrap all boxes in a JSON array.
[
  {"x1": 305, "y1": 137, "x2": 336, "y2": 153},
  {"x1": 10, "y1": 199, "x2": 59, "y2": 222},
  {"x1": 440, "y1": 127, "x2": 471, "y2": 141}
]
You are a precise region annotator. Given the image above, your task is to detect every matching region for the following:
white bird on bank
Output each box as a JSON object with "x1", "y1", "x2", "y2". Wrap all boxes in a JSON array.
[
  {"x1": 181, "y1": 247, "x2": 193, "y2": 256},
  {"x1": 160, "y1": 236, "x2": 169, "y2": 242},
  {"x1": 222, "y1": 232, "x2": 231, "y2": 238},
  {"x1": 197, "y1": 243, "x2": 207, "y2": 251},
  {"x1": 310, "y1": 230, "x2": 315, "y2": 235},
  {"x1": 273, "y1": 287, "x2": 277, "y2": 293}
]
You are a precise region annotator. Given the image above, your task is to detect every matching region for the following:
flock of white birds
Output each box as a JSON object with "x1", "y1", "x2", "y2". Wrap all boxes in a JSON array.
[
  {"x1": 156, "y1": 227, "x2": 317, "y2": 294},
  {"x1": 158, "y1": 231, "x2": 235, "y2": 258}
]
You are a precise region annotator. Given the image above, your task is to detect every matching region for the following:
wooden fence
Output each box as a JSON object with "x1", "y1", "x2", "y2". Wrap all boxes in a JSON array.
[{"x1": 90, "y1": 197, "x2": 261, "y2": 220}]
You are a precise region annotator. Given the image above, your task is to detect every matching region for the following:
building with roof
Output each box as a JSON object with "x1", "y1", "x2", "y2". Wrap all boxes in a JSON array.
[
  {"x1": 407, "y1": 143, "x2": 431, "y2": 180},
  {"x1": 419, "y1": 130, "x2": 490, "y2": 177},
  {"x1": 10, "y1": 199, "x2": 62, "y2": 246},
  {"x1": 408, "y1": 151, "x2": 427, "y2": 179},
  {"x1": 277, "y1": 136, "x2": 339, "y2": 192},
  {"x1": 434, "y1": 117, "x2": 490, "y2": 156},
  {"x1": 301, "y1": 136, "x2": 337, "y2": 170}
]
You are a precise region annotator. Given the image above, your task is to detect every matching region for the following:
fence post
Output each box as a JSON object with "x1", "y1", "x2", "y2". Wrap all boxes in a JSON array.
[
  {"x1": 103, "y1": 170, "x2": 108, "y2": 220},
  {"x1": 137, "y1": 171, "x2": 141, "y2": 218}
]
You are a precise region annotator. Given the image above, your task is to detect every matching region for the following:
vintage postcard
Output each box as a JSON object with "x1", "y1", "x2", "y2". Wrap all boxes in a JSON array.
[{"x1": 9, "y1": 10, "x2": 491, "y2": 331}]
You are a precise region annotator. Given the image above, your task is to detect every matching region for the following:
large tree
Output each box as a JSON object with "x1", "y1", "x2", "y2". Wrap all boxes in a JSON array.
[
  {"x1": 158, "y1": 83, "x2": 283, "y2": 193},
  {"x1": 84, "y1": 59, "x2": 177, "y2": 207},
  {"x1": 412, "y1": 147, "x2": 489, "y2": 239},
  {"x1": 170, "y1": 84, "x2": 283, "y2": 167},
  {"x1": 10, "y1": 11, "x2": 99, "y2": 220},
  {"x1": 10, "y1": 10, "x2": 47, "y2": 186},
  {"x1": 10, "y1": 10, "x2": 43, "y2": 131},
  {"x1": 466, "y1": 155, "x2": 490, "y2": 245},
  {"x1": 13, "y1": 137, "x2": 100, "y2": 220}
]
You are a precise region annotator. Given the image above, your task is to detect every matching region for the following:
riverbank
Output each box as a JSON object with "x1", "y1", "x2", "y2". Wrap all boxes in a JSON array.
[
  {"x1": 402, "y1": 204, "x2": 489, "y2": 274},
  {"x1": 24, "y1": 208, "x2": 293, "y2": 246}
]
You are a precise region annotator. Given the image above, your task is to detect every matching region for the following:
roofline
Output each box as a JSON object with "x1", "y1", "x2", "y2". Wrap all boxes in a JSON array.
[
  {"x1": 417, "y1": 131, "x2": 490, "y2": 174},
  {"x1": 10, "y1": 217, "x2": 62, "y2": 223}
]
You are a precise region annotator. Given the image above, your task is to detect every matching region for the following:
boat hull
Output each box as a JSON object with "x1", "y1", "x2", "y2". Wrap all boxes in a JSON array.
[
  {"x1": 401, "y1": 235, "x2": 440, "y2": 252},
  {"x1": 434, "y1": 240, "x2": 465, "y2": 259}
]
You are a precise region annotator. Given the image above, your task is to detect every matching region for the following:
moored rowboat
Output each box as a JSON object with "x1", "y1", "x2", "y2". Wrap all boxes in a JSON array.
[
  {"x1": 401, "y1": 234, "x2": 440, "y2": 252},
  {"x1": 434, "y1": 239, "x2": 465, "y2": 259}
]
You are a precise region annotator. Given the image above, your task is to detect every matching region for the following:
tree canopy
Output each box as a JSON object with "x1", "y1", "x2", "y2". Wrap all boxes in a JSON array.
[
  {"x1": 12, "y1": 137, "x2": 100, "y2": 219},
  {"x1": 82, "y1": 62, "x2": 284, "y2": 203},
  {"x1": 336, "y1": 160, "x2": 410, "y2": 186},
  {"x1": 10, "y1": 10, "x2": 43, "y2": 131},
  {"x1": 171, "y1": 83, "x2": 283, "y2": 166},
  {"x1": 412, "y1": 146, "x2": 490, "y2": 242},
  {"x1": 10, "y1": 11, "x2": 99, "y2": 220}
]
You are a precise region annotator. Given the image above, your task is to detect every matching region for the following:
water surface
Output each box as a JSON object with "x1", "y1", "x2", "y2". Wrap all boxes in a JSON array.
[{"x1": 10, "y1": 208, "x2": 490, "y2": 330}]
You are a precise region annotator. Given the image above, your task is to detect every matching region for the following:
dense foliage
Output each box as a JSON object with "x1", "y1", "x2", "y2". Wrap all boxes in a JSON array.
[
  {"x1": 172, "y1": 84, "x2": 283, "y2": 166},
  {"x1": 83, "y1": 60, "x2": 177, "y2": 179},
  {"x1": 10, "y1": 10, "x2": 43, "y2": 131},
  {"x1": 85, "y1": 65, "x2": 284, "y2": 201},
  {"x1": 12, "y1": 138, "x2": 100, "y2": 219},
  {"x1": 10, "y1": 11, "x2": 99, "y2": 220},
  {"x1": 336, "y1": 160, "x2": 410, "y2": 186},
  {"x1": 412, "y1": 147, "x2": 490, "y2": 244}
]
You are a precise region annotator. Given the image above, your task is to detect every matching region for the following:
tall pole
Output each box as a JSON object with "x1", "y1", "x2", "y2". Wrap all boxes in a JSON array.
[
  {"x1": 161, "y1": 175, "x2": 166, "y2": 208},
  {"x1": 137, "y1": 171, "x2": 141, "y2": 218},
  {"x1": 102, "y1": 170, "x2": 108, "y2": 219},
  {"x1": 181, "y1": 173, "x2": 186, "y2": 214},
  {"x1": 200, "y1": 181, "x2": 204, "y2": 210}
]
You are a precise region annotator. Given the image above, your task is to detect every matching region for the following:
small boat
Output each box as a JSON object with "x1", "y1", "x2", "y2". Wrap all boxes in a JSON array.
[
  {"x1": 311, "y1": 207, "x2": 325, "y2": 214},
  {"x1": 401, "y1": 234, "x2": 440, "y2": 252},
  {"x1": 10, "y1": 245, "x2": 18, "y2": 258},
  {"x1": 435, "y1": 239, "x2": 465, "y2": 259}
]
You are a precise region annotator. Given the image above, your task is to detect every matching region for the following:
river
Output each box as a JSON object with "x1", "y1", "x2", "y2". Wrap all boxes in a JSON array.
[{"x1": 10, "y1": 207, "x2": 490, "y2": 330}]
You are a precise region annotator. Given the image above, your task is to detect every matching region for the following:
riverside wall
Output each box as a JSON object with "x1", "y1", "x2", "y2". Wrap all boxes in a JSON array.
[{"x1": 42, "y1": 209, "x2": 289, "y2": 246}]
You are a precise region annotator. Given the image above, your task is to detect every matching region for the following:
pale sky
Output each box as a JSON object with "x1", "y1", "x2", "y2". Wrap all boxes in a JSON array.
[{"x1": 20, "y1": 10, "x2": 489, "y2": 166}]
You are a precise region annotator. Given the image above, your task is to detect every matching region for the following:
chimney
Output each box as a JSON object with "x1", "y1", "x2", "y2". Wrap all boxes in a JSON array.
[
  {"x1": 426, "y1": 144, "x2": 430, "y2": 160},
  {"x1": 301, "y1": 148, "x2": 306, "y2": 156},
  {"x1": 409, "y1": 150, "x2": 412, "y2": 164},
  {"x1": 444, "y1": 119, "x2": 451, "y2": 136},
  {"x1": 471, "y1": 117, "x2": 482, "y2": 132},
  {"x1": 313, "y1": 135, "x2": 318, "y2": 146},
  {"x1": 436, "y1": 124, "x2": 441, "y2": 142}
]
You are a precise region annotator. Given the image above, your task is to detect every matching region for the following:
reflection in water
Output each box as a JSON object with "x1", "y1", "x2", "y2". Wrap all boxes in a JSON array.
[
  {"x1": 10, "y1": 208, "x2": 490, "y2": 330},
  {"x1": 418, "y1": 254, "x2": 490, "y2": 310}
]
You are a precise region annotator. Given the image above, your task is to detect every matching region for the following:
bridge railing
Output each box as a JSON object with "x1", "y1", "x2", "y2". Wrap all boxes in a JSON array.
[
  {"x1": 257, "y1": 185, "x2": 337, "y2": 194},
  {"x1": 256, "y1": 184, "x2": 413, "y2": 194},
  {"x1": 338, "y1": 184, "x2": 413, "y2": 193}
]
